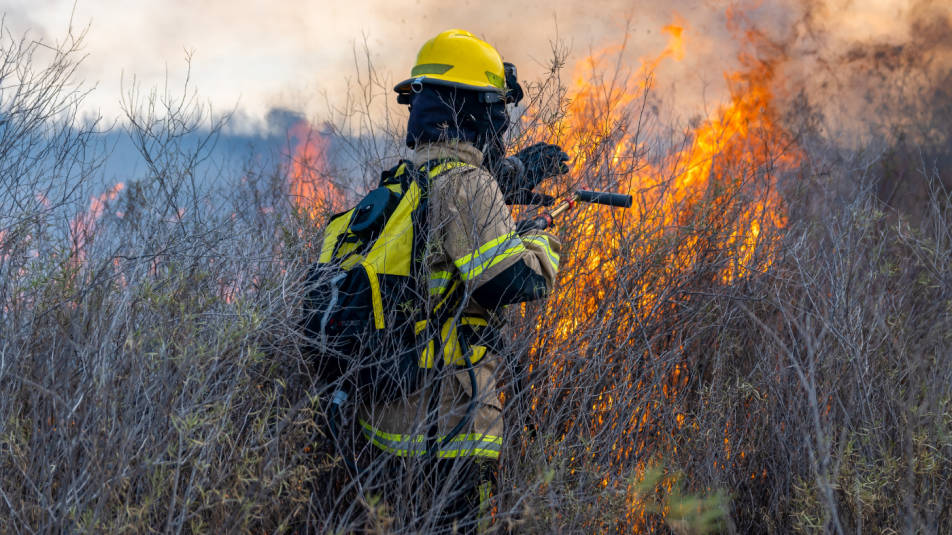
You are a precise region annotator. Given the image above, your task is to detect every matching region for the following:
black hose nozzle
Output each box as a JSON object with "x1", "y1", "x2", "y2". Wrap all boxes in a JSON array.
[{"x1": 577, "y1": 190, "x2": 633, "y2": 208}]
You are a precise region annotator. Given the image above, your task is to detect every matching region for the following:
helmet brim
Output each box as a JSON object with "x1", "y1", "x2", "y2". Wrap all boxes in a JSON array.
[{"x1": 393, "y1": 76, "x2": 503, "y2": 94}]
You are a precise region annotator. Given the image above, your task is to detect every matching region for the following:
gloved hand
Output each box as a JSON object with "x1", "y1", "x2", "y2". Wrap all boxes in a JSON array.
[{"x1": 497, "y1": 143, "x2": 570, "y2": 205}]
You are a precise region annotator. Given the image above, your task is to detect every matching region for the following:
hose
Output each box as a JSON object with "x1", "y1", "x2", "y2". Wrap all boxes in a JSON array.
[
  {"x1": 327, "y1": 387, "x2": 360, "y2": 473},
  {"x1": 438, "y1": 343, "x2": 477, "y2": 449},
  {"x1": 427, "y1": 329, "x2": 478, "y2": 457}
]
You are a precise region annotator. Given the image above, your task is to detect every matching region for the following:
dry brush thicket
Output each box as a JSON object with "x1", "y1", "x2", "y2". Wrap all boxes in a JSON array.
[{"x1": 1, "y1": 31, "x2": 950, "y2": 534}]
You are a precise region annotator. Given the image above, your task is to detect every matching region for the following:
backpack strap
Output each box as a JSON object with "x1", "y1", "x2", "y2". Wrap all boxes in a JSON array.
[
  {"x1": 425, "y1": 159, "x2": 470, "y2": 178},
  {"x1": 379, "y1": 160, "x2": 413, "y2": 188},
  {"x1": 380, "y1": 157, "x2": 466, "y2": 193}
]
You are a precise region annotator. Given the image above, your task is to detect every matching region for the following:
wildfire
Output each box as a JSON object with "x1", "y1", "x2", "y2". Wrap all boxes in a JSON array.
[
  {"x1": 640, "y1": 18, "x2": 686, "y2": 84},
  {"x1": 541, "y1": 13, "x2": 793, "y2": 308},
  {"x1": 286, "y1": 119, "x2": 340, "y2": 218},
  {"x1": 525, "y1": 13, "x2": 799, "y2": 529}
]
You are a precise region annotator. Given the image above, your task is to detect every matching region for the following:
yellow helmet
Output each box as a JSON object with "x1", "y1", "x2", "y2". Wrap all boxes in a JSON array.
[{"x1": 394, "y1": 29, "x2": 506, "y2": 95}]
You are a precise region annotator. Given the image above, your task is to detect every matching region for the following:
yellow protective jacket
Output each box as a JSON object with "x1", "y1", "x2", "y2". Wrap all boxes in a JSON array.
[{"x1": 357, "y1": 141, "x2": 560, "y2": 459}]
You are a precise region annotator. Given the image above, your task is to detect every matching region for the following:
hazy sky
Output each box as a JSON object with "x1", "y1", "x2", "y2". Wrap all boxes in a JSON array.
[{"x1": 2, "y1": 0, "x2": 922, "y2": 132}]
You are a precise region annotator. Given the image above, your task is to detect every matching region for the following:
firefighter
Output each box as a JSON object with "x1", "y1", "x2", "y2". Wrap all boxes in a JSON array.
[{"x1": 355, "y1": 29, "x2": 568, "y2": 533}]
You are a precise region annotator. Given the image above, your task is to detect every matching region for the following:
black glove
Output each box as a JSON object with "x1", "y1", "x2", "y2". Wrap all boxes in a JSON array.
[{"x1": 496, "y1": 143, "x2": 570, "y2": 204}]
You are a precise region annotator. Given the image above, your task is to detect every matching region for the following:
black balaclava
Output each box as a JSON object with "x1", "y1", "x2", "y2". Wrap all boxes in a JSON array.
[{"x1": 406, "y1": 84, "x2": 509, "y2": 171}]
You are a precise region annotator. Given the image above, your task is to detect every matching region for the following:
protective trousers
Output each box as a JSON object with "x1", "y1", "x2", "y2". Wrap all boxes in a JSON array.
[{"x1": 379, "y1": 456, "x2": 496, "y2": 535}]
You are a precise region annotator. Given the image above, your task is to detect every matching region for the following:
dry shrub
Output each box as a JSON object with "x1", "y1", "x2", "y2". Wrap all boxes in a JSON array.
[{"x1": 0, "y1": 31, "x2": 329, "y2": 533}]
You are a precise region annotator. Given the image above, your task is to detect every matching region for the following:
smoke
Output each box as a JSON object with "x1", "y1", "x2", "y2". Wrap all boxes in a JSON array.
[
  {"x1": 0, "y1": 0, "x2": 751, "y2": 125},
  {"x1": 774, "y1": 0, "x2": 952, "y2": 139},
  {"x1": 4, "y1": 0, "x2": 949, "y2": 150}
]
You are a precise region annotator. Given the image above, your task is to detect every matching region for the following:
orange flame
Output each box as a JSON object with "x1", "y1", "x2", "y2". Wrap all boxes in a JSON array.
[
  {"x1": 544, "y1": 14, "x2": 792, "y2": 301},
  {"x1": 524, "y1": 14, "x2": 798, "y2": 527},
  {"x1": 286, "y1": 119, "x2": 340, "y2": 218},
  {"x1": 640, "y1": 18, "x2": 686, "y2": 81}
]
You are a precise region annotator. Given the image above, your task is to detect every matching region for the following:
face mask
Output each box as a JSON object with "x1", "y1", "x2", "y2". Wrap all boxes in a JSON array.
[{"x1": 406, "y1": 85, "x2": 510, "y2": 152}]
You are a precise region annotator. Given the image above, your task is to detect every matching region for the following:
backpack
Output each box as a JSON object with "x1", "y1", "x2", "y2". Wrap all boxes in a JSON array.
[{"x1": 301, "y1": 159, "x2": 469, "y2": 401}]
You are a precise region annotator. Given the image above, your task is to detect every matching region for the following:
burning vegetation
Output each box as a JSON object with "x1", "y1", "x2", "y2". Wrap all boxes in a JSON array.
[
  {"x1": 287, "y1": 119, "x2": 342, "y2": 219},
  {"x1": 1, "y1": 4, "x2": 952, "y2": 534},
  {"x1": 496, "y1": 15, "x2": 801, "y2": 532}
]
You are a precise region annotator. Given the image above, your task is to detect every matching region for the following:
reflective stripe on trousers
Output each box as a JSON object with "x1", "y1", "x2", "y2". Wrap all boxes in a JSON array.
[{"x1": 359, "y1": 419, "x2": 502, "y2": 459}]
